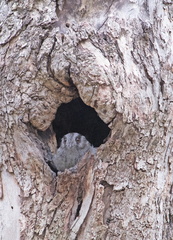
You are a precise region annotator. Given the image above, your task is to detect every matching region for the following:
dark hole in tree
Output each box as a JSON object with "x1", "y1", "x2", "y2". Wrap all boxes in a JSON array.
[{"x1": 52, "y1": 97, "x2": 110, "y2": 148}]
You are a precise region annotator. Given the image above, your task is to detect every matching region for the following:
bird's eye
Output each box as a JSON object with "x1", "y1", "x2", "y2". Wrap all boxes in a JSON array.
[
  {"x1": 63, "y1": 137, "x2": 67, "y2": 144},
  {"x1": 75, "y1": 136, "x2": 81, "y2": 143}
]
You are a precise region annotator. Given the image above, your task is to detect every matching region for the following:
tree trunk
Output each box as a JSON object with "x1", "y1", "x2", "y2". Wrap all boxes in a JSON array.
[{"x1": 0, "y1": 0, "x2": 173, "y2": 239}]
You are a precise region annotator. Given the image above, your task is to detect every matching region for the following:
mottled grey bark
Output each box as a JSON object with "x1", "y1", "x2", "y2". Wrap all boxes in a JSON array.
[{"x1": 0, "y1": 0, "x2": 173, "y2": 239}]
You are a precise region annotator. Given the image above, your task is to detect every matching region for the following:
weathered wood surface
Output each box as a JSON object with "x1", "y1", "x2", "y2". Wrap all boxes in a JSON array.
[{"x1": 0, "y1": 1, "x2": 173, "y2": 239}]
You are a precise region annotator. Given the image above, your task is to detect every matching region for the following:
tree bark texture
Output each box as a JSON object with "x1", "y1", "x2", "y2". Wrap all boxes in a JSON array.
[{"x1": 0, "y1": 0, "x2": 173, "y2": 239}]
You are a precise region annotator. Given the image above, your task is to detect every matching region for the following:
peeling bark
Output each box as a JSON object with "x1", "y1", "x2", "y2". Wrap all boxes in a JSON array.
[{"x1": 0, "y1": 0, "x2": 173, "y2": 239}]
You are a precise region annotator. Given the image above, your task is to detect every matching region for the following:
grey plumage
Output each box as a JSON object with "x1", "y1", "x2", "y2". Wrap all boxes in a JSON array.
[{"x1": 52, "y1": 133, "x2": 95, "y2": 172}]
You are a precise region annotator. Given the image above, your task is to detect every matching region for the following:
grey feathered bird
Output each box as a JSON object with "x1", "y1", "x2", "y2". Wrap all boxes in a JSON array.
[{"x1": 52, "y1": 133, "x2": 96, "y2": 172}]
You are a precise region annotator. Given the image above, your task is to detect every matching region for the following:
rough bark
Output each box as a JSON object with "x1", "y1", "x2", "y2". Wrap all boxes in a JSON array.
[{"x1": 0, "y1": 0, "x2": 173, "y2": 239}]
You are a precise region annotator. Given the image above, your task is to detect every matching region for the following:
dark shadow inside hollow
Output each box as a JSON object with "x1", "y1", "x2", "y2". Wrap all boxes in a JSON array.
[{"x1": 52, "y1": 97, "x2": 110, "y2": 147}]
